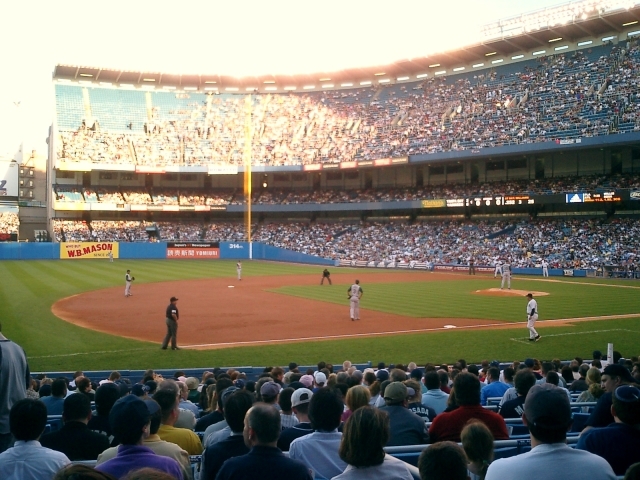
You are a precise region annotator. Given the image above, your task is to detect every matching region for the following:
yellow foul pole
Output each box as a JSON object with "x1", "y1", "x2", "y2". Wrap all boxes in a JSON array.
[{"x1": 243, "y1": 95, "x2": 252, "y2": 245}]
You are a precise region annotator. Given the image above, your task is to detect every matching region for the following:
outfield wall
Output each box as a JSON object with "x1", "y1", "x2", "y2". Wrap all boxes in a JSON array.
[{"x1": 0, "y1": 241, "x2": 334, "y2": 266}]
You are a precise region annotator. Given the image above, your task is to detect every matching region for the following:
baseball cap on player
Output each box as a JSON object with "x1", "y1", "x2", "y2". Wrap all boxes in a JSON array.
[
  {"x1": 170, "y1": 297, "x2": 178, "y2": 302},
  {"x1": 291, "y1": 388, "x2": 313, "y2": 407}
]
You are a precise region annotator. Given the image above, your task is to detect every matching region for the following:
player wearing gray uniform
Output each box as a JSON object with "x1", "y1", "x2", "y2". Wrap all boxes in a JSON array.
[
  {"x1": 541, "y1": 259, "x2": 549, "y2": 277},
  {"x1": 348, "y1": 280, "x2": 363, "y2": 321},
  {"x1": 124, "y1": 270, "x2": 134, "y2": 297},
  {"x1": 500, "y1": 262, "x2": 511, "y2": 290},
  {"x1": 236, "y1": 262, "x2": 242, "y2": 281},
  {"x1": 494, "y1": 260, "x2": 502, "y2": 278},
  {"x1": 526, "y1": 293, "x2": 541, "y2": 342}
]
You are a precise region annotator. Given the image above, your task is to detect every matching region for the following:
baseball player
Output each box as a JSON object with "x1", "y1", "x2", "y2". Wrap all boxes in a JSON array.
[
  {"x1": 108, "y1": 251, "x2": 113, "y2": 263},
  {"x1": 469, "y1": 257, "x2": 475, "y2": 275},
  {"x1": 320, "y1": 268, "x2": 332, "y2": 285},
  {"x1": 494, "y1": 259, "x2": 503, "y2": 278},
  {"x1": 541, "y1": 259, "x2": 549, "y2": 278},
  {"x1": 500, "y1": 261, "x2": 511, "y2": 290},
  {"x1": 161, "y1": 296, "x2": 180, "y2": 350},
  {"x1": 526, "y1": 293, "x2": 541, "y2": 342},
  {"x1": 347, "y1": 280, "x2": 363, "y2": 321},
  {"x1": 236, "y1": 261, "x2": 242, "y2": 281},
  {"x1": 124, "y1": 269, "x2": 134, "y2": 297}
]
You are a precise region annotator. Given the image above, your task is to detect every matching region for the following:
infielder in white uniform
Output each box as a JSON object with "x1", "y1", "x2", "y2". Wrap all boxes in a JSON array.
[
  {"x1": 526, "y1": 293, "x2": 541, "y2": 342},
  {"x1": 125, "y1": 269, "x2": 134, "y2": 297},
  {"x1": 348, "y1": 280, "x2": 363, "y2": 321},
  {"x1": 541, "y1": 259, "x2": 549, "y2": 277},
  {"x1": 108, "y1": 251, "x2": 113, "y2": 263},
  {"x1": 494, "y1": 260, "x2": 503, "y2": 278},
  {"x1": 236, "y1": 262, "x2": 242, "y2": 280},
  {"x1": 500, "y1": 261, "x2": 511, "y2": 290}
]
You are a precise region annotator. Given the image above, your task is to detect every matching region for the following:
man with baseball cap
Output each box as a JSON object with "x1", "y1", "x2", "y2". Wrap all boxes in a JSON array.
[
  {"x1": 576, "y1": 385, "x2": 640, "y2": 475},
  {"x1": 95, "y1": 395, "x2": 184, "y2": 479},
  {"x1": 380, "y1": 382, "x2": 429, "y2": 446},
  {"x1": 582, "y1": 364, "x2": 639, "y2": 434},
  {"x1": 313, "y1": 372, "x2": 326, "y2": 392},
  {"x1": 485, "y1": 384, "x2": 616, "y2": 480},
  {"x1": 278, "y1": 388, "x2": 314, "y2": 451}
]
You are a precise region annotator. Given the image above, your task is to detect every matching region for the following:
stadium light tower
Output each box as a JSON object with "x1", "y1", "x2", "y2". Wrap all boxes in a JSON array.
[{"x1": 243, "y1": 95, "x2": 253, "y2": 258}]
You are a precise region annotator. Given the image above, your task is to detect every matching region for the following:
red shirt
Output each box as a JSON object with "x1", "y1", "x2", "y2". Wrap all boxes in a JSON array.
[{"x1": 428, "y1": 404, "x2": 509, "y2": 442}]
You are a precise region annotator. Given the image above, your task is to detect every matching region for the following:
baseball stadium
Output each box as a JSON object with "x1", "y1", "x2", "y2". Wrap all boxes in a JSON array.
[{"x1": 1, "y1": 0, "x2": 640, "y2": 477}]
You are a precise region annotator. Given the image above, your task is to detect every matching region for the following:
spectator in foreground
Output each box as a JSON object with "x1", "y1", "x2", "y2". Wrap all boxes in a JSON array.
[
  {"x1": 461, "y1": 420, "x2": 494, "y2": 480},
  {"x1": 498, "y1": 369, "x2": 537, "y2": 419},
  {"x1": 96, "y1": 399, "x2": 192, "y2": 480},
  {"x1": 54, "y1": 464, "x2": 117, "y2": 480},
  {"x1": 429, "y1": 372, "x2": 509, "y2": 443},
  {"x1": 418, "y1": 441, "x2": 468, "y2": 480},
  {"x1": 0, "y1": 320, "x2": 30, "y2": 454},
  {"x1": 40, "y1": 393, "x2": 110, "y2": 460},
  {"x1": 202, "y1": 390, "x2": 254, "y2": 480},
  {"x1": 153, "y1": 389, "x2": 203, "y2": 455},
  {"x1": 215, "y1": 404, "x2": 313, "y2": 480},
  {"x1": 333, "y1": 406, "x2": 413, "y2": 480},
  {"x1": 41, "y1": 378, "x2": 68, "y2": 416},
  {"x1": 380, "y1": 381, "x2": 429, "y2": 446},
  {"x1": 576, "y1": 385, "x2": 640, "y2": 475},
  {"x1": 485, "y1": 384, "x2": 616, "y2": 480},
  {"x1": 0, "y1": 398, "x2": 70, "y2": 479},
  {"x1": 95, "y1": 395, "x2": 183, "y2": 479},
  {"x1": 278, "y1": 388, "x2": 314, "y2": 451},
  {"x1": 289, "y1": 387, "x2": 347, "y2": 479}
]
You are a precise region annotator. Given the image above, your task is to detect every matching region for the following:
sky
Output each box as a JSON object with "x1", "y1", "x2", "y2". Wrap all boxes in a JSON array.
[{"x1": 0, "y1": 0, "x2": 565, "y2": 159}]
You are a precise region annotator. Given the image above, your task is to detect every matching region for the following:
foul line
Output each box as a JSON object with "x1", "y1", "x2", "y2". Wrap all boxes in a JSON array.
[{"x1": 509, "y1": 328, "x2": 640, "y2": 344}]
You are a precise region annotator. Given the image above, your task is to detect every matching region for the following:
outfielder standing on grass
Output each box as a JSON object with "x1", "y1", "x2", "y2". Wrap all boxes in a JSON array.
[
  {"x1": 236, "y1": 261, "x2": 242, "y2": 281},
  {"x1": 348, "y1": 280, "x2": 363, "y2": 321},
  {"x1": 124, "y1": 270, "x2": 134, "y2": 297},
  {"x1": 526, "y1": 293, "x2": 541, "y2": 342}
]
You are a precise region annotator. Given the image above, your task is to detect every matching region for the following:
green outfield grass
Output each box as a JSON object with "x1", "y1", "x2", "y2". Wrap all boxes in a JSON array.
[{"x1": 1, "y1": 259, "x2": 639, "y2": 372}]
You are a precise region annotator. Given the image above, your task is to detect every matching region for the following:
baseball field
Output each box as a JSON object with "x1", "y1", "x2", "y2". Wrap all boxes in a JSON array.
[{"x1": 1, "y1": 259, "x2": 639, "y2": 373}]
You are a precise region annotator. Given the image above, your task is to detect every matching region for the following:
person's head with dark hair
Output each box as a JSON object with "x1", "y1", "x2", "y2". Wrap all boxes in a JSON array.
[
  {"x1": 76, "y1": 376, "x2": 92, "y2": 394},
  {"x1": 363, "y1": 371, "x2": 376, "y2": 387},
  {"x1": 225, "y1": 390, "x2": 255, "y2": 434},
  {"x1": 52, "y1": 378, "x2": 68, "y2": 398},
  {"x1": 457, "y1": 359, "x2": 467, "y2": 370},
  {"x1": 453, "y1": 372, "x2": 481, "y2": 406},
  {"x1": 271, "y1": 367, "x2": 285, "y2": 383},
  {"x1": 308, "y1": 386, "x2": 343, "y2": 432},
  {"x1": 487, "y1": 367, "x2": 500, "y2": 382},
  {"x1": 467, "y1": 364, "x2": 479, "y2": 377},
  {"x1": 213, "y1": 378, "x2": 233, "y2": 411},
  {"x1": 561, "y1": 366, "x2": 574, "y2": 385},
  {"x1": 146, "y1": 400, "x2": 163, "y2": 435},
  {"x1": 54, "y1": 464, "x2": 118, "y2": 480},
  {"x1": 10, "y1": 398, "x2": 48, "y2": 441},
  {"x1": 336, "y1": 372, "x2": 349, "y2": 384},
  {"x1": 503, "y1": 367, "x2": 515, "y2": 384},
  {"x1": 546, "y1": 371, "x2": 560, "y2": 386},
  {"x1": 438, "y1": 370, "x2": 450, "y2": 389},
  {"x1": 514, "y1": 369, "x2": 537, "y2": 397},
  {"x1": 523, "y1": 384, "x2": 572, "y2": 444},
  {"x1": 244, "y1": 403, "x2": 281, "y2": 447},
  {"x1": 108, "y1": 371, "x2": 121, "y2": 382},
  {"x1": 614, "y1": 351, "x2": 623, "y2": 364},
  {"x1": 317, "y1": 361, "x2": 326, "y2": 371},
  {"x1": 109, "y1": 395, "x2": 160, "y2": 445},
  {"x1": 334, "y1": 382, "x2": 348, "y2": 399},
  {"x1": 461, "y1": 420, "x2": 494, "y2": 479},
  {"x1": 63, "y1": 392, "x2": 92, "y2": 423},
  {"x1": 94, "y1": 383, "x2": 121, "y2": 417},
  {"x1": 418, "y1": 441, "x2": 468, "y2": 480},
  {"x1": 339, "y1": 406, "x2": 389, "y2": 468},
  {"x1": 541, "y1": 362, "x2": 554, "y2": 375},
  {"x1": 578, "y1": 363, "x2": 590, "y2": 379},
  {"x1": 278, "y1": 387, "x2": 295, "y2": 413},
  {"x1": 612, "y1": 385, "x2": 640, "y2": 426},
  {"x1": 424, "y1": 371, "x2": 440, "y2": 391},
  {"x1": 389, "y1": 368, "x2": 407, "y2": 383},
  {"x1": 153, "y1": 389, "x2": 179, "y2": 425}
]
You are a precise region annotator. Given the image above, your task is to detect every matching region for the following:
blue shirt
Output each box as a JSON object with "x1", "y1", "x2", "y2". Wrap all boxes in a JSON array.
[
  {"x1": 421, "y1": 388, "x2": 449, "y2": 415},
  {"x1": 481, "y1": 381, "x2": 510, "y2": 406},
  {"x1": 289, "y1": 430, "x2": 346, "y2": 479},
  {"x1": 40, "y1": 395, "x2": 65, "y2": 416},
  {"x1": 0, "y1": 440, "x2": 70, "y2": 480},
  {"x1": 217, "y1": 445, "x2": 313, "y2": 480}
]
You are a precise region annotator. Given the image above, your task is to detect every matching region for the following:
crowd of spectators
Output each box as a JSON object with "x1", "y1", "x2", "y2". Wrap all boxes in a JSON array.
[
  {"x1": 55, "y1": 41, "x2": 640, "y2": 168},
  {"x1": 0, "y1": 212, "x2": 19, "y2": 234},
  {"x1": 1, "y1": 352, "x2": 639, "y2": 479},
  {"x1": 51, "y1": 172, "x2": 640, "y2": 208},
  {"x1": 50, "y1": 217, "x2": 640, "y2": 270}
]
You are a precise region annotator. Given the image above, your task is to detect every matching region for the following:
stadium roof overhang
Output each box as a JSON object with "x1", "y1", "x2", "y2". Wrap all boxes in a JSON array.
[{"x1": 53, "y1": 5, "x2": 640, "y2": 91}]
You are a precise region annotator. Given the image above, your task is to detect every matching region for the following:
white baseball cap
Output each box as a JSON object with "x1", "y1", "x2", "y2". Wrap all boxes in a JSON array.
[
  {"x1": 291, "y1": 388, "x2": 313, "y2": 407},
  {"x1": 314, "y1": 372, "x2": 327, "y2": 384}
]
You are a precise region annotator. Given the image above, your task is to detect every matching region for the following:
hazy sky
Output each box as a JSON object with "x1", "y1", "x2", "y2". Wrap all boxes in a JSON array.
[{"x1": 0, "y1": 0, "x2": 566, "y2": 158}]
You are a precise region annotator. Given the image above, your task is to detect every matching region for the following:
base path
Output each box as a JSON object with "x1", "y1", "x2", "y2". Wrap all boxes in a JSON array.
[{"x1": 52, "y1": 271, "x2": 503, "y2": 349}]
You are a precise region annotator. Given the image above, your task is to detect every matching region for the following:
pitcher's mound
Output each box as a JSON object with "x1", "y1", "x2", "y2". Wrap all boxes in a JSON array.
[{"x1": 475, "y1": 288, "x2": 550, "y2": 297}]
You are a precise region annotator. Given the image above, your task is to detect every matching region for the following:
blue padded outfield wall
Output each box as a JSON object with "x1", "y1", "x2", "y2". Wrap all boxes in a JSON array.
[{"x1": 0, "y1": 241, "x2": 334, "y2": 266}]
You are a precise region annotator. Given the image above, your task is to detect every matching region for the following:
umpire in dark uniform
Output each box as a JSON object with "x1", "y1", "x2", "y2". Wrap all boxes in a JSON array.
[
  {"x1": 161, "y1": 296, "x2": 179, "y2": 350},
  {"x1": 320, "y1": 268, "x2": 332, "y2": 285}
]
